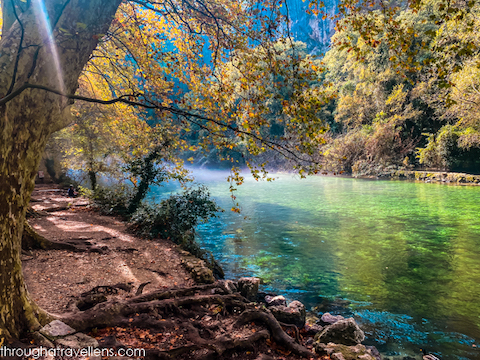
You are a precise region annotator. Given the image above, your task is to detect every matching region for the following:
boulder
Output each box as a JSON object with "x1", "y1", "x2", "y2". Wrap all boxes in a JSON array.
[
  {"x1": 315, "y1": 318, "x2": 365, "y2": 346},
  {"x1": 320, "y1": 312, "x2": 345, "y2": 325},
  {"x1": 270, "y1": 300, "x2": 306, "y2": 328},
  {"x1": 39, "y1": 320, "x2": 76, "y2": 340},
  {"x1": 237, "y1": 277, "x2": 260, "y2": 301},
  {"x1": 264, "y1": 295, "x2": 287, "y2": 307},
  {"x1": 55, "y1": 333, "x2": 99, "y2": 349},
  {"x1": 315, "y1": 343, "x2": 376, "y2": 360}
]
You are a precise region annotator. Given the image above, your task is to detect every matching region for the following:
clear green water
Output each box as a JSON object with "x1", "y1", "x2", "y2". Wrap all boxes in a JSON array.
[{"x1": 151, "y1": 170, "x2": 480, "y2": 359}]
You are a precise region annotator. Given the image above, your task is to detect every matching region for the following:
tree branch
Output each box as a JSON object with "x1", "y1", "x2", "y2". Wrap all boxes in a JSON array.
[
  {"x1": 0, "y1": 82, "x2": 319, "y2": 166},
  {"x1": 6, "y1": 0, "x2": 25, "y2": 96}
]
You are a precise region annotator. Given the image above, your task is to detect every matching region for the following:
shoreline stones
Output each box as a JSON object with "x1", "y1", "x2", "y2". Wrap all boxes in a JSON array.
[
  {"x1": 315, "y1": 317, "x2": 365, "y2": 346},
  {"x1": 320, "y1": 312, "x2": 345, "y2": 325},
  {"x1": 238, "y1": 277, "x2": 261, "y2": 301},
  {"x1": 265, "y1": 295, "x2": 287, "y2": 307},
  {"x1": 269, "y1": 300, "x2": 307, "y2": 328}
]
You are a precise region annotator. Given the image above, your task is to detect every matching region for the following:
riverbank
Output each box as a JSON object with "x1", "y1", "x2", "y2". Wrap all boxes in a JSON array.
[
  {"x1": 21, "y1": 184, "x2": 331, "y2": 359},
  {"x1": 355, "y1": 170, "x2": 480, "y2": 185},
  {"x1": 24, "y1": 184, "x2": 196, "y2": 314}
]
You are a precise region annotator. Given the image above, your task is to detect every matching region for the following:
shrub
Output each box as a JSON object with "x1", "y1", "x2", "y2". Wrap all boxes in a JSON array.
[
  {"x1": 129, "y1": 186, "x2": 222, "y2": 276},
  {"x1": 129, "y1": 186, "x2": 219, "y2": 242},
  {"x1": 91, "y1": 184, "x2": 135, "y2": 215}
]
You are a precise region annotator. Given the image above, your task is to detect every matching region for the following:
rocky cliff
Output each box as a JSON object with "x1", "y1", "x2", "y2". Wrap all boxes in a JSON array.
[{"x1": 286, "y1": 0, "x2": 338, "y2": 54}]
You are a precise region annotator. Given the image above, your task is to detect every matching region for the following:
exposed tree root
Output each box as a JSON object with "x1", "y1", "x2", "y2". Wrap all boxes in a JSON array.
[
  {"x1": 43, "y1": 206, "x2": 69, "y2": 212},
  {"x1": 279, "y1": 322, "x2": 301, "y2": 344},
  {"x1": 234, "y1": 310, "x2": 315, "y2": 358},
  {"x1": 76, "y1": 283, "x2": 134, "y2": 311},
  {"x1": 22, "y1": 222, "x2": 78, "y2": 251},
  {"x1": 58, "y1": 283, "x2": 316, "y2": 359}
]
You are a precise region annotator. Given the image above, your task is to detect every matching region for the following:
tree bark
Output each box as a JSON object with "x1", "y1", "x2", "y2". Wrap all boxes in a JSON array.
[{"x1": 0, "y1": 0, "x2": 122, "y2": 343}]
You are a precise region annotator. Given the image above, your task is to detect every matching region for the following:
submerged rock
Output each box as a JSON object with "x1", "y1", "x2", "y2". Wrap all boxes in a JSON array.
[
  {"x1": 270, "y1": 300, "x2": 306, "y2": 328},
  {"x1": 315, "y1": 342, "x2": 377, "y2": 360},
  {"x1": 238, "y1": 277, "x2": 260, "y2": 301},
  {"x1": 315, "y1": 318, "x2": 365, "y2": 346}
]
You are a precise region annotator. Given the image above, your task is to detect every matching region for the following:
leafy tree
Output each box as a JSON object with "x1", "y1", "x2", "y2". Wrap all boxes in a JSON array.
[
  {"x1": 0, "y1": 0, "x2": 323, "y2": 343},
  {"x1": 181, "y1": 40, "x2": 328, "y2": 170}
]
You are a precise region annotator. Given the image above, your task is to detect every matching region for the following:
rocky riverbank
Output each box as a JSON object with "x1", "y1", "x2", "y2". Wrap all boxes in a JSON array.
[{"x1": 369, "y1": 170, "x2": 480, "y2": 185}]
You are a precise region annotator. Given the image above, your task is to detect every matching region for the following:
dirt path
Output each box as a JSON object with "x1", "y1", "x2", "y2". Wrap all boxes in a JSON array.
[{"x1": 23, "y1": 184, "x2": 194, "y2": 315}]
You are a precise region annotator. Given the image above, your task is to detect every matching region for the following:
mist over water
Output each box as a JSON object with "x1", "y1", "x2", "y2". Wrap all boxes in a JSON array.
[{"x1": 149, "y1": 169, "x2": 480, "y2": 359}]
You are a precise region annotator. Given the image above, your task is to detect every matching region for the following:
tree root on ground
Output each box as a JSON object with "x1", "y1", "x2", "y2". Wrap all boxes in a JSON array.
[
  {"x1": 59, "y1": 283, "x2": 316, "y2": 359},
  {"x1": 22, "y1": 222, "x2": 78, "y2": 251},
  {"x1": 234, "y1": 310, "x2": 315, "y2": 358}
]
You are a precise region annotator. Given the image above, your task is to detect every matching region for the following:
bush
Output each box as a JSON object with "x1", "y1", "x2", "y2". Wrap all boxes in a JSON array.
[
  {"x1": 91, "y1": 184, "x2": 135, "y2": 215},
  {"x1": 129, "y1": 186, "x2": 222, "y2": 276},
  {"x1": 129, "y1": 186, "x2": 219, "y2": 242}
]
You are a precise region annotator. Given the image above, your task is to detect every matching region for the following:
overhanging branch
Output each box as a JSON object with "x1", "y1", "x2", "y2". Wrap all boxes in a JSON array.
[{"x1": 0, "y1": 82, "x2": 319, "y2": 166}]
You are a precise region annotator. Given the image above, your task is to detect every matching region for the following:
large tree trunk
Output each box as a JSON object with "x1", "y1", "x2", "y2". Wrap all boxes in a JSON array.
[{"x1": 0, "y1": 0, "x2": 122, "y2": 343}]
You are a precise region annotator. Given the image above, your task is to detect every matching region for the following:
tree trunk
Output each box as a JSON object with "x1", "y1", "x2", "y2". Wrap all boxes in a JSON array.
[
  {"x1": 88, "y1": 169, "x2": 97, "y2": 191},
  {"x1": 0, "y1": 0, "x2": 122, "y2": 343}
]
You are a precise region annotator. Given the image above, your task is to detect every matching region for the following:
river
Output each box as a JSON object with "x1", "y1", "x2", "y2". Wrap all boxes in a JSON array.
[{"x1": 150, "y1": 170, "x2": 480, "y2": 359}]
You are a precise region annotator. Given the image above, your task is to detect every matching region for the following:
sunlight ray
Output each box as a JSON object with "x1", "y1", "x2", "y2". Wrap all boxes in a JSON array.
[{"x1": 32, "y1": 0, "x2": 66, "y2": 94}]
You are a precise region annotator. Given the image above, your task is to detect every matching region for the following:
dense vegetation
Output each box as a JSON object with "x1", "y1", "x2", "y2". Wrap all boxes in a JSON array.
[
  {"x1": 52, "y1": 0, "x2": 480, "y2": 180},
  {"x1": 316, "y1": 0, "x2": 480, "y2": 175}
]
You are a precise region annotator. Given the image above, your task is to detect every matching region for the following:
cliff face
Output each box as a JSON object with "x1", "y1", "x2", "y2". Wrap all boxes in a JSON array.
[{"x1": 286, "y1": 0, "x2": 338, "y2": 54}]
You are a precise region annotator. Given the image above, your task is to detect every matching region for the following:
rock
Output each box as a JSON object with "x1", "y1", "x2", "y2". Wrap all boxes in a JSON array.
[
  {"x1": 265, "y1": 295, "x2": 287, "y2": 307},
  {"x1": 305, "y1": 322, "x2": 323, "y2": 335},
  {"x1": 315, "y1": 343, "x2": 376, "y2": 360},
  {"x1": 320, "y1": 312, "x2": 345, "y2": 325},
  {"x1": 55, "y1": 332, "x2": 99, "y2": 349},
  {"x1": 366, "y1": 345, "x2": 382, "y2": 360},
  {"x1": 32, "y1": 331, "x2": 54, "y2": 348},
  {"x1": 180, "y1": 251, "x2": 215, "y2": 284},
  {"x1": 305, "y1": 314, "x2": 323, "y2": 334},
  {"x1": 237, "y1": 277, "x2": 260, "y2": 301},
  {"x1": 315, "y1": 318, "x2": 365, "y2": 346},
  {"x1": 270, "y1": 300, "x2": 306, "y2": 328},
  {"x1": 40, "y1": 320, "x2": 76, "y2": 340}
]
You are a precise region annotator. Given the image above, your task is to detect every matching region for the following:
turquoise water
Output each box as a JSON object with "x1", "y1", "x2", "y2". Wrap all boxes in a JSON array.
[{"x1": 150, "y1": 170, "x2": 480, "y2": 359}]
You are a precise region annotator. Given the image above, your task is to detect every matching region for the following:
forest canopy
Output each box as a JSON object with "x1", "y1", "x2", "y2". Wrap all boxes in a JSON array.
[{"x1": 47, "y1": 0, "x2": 480, "y2": 187}]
